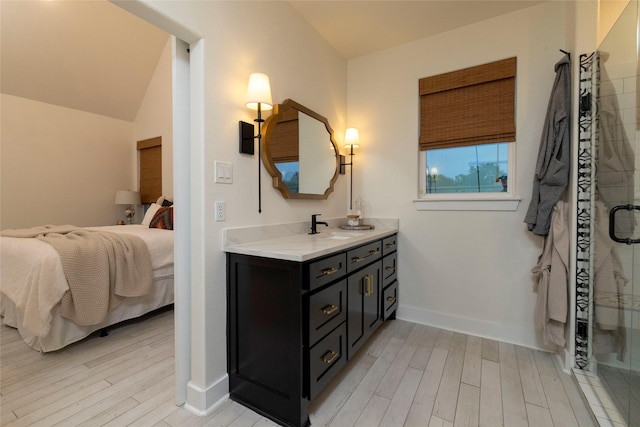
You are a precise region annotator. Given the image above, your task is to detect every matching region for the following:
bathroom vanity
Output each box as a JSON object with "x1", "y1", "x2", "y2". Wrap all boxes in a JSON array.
[{"x1": 224, "y1": 220, "x2": 398, "y2": 427}]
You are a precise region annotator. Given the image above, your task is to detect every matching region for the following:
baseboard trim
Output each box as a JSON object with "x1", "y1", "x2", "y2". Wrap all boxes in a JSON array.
[
  {"x1": 397, "y1": 304, "x2": 545, "y2": 351},
  {"x1": 184, "y1": 374, "x2": 229, "y2": 415}
]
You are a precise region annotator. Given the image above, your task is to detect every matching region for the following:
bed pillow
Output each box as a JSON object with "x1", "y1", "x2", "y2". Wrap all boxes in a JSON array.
[
  {"x1": 156, "y1": 196, "x2": 173, "y2": 207},
  {"x1": 142, "y1": 203, "x2": 162, "y2": 226},
  {"x1": 149, "y1": 206, "x2": 174, "y2": 230}
]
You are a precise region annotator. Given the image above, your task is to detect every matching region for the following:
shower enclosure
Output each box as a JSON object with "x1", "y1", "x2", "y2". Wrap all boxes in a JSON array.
[{"x1": 576, "y1": 1, "x2": 640, "y2": 425}]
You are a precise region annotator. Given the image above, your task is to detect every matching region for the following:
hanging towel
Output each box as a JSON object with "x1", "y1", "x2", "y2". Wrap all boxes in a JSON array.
[
  {"x1": 524, "y1": 54, "x2": 571, "y2": 235},
  {"x1": 532, "y1": 200, "x2": 569, "y2": 348}
]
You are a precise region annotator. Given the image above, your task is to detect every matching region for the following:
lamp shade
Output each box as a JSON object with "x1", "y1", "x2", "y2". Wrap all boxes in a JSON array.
[
  {"x1": 344, "y1": 128, "x2": 360, "y2": 149},
  {"x1": 245, "y1": 73, "x2": 273, "y2": 111},
  {"x1": 115, "y1": 190, "x2": 141, "y2": 205}
]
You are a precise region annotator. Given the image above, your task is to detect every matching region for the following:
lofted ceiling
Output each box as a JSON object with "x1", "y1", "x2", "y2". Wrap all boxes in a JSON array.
[
  {"x1": 287, "y1": 0, "x2": 547, "y2": 59},
  {"x1": 0, "y1": 0, "x2": 169, "y2": 122},
  {"x1": 1, "y1": 0, "x2": 547, "y2": 121}
]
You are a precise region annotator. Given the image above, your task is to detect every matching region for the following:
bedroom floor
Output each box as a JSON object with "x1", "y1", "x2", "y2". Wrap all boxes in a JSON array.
[{"x1": 0, "y1": 310, "x2": 596, "y2": 427}]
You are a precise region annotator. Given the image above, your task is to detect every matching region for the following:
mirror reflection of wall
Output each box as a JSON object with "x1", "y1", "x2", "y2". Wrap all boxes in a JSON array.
[{"x1": 299, "y1": 112, "x2": 336, "y2": 194}]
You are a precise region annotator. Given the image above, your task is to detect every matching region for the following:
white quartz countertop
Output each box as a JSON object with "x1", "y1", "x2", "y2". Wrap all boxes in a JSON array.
[{"x1": 223, "y1": 218, "x2": 398, "y2": 262}]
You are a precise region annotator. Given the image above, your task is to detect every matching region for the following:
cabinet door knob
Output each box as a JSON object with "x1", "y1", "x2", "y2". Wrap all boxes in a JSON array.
[
  {"x1": 322, "y1": 304, "x2": 338, "y2": 315},
  {"x1": 321, "y1": 350, "x2": 338, "y2": 364}
]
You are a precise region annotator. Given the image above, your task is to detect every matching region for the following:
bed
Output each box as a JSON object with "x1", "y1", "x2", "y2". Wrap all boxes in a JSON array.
[{"x1": 0, "y1": 208, "x2": 174, "y2": 352}]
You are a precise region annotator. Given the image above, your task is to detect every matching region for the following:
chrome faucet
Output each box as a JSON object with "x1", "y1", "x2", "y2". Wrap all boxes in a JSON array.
[{"x1": 309, "y1": 214, "x2": 328, "y2": 234}]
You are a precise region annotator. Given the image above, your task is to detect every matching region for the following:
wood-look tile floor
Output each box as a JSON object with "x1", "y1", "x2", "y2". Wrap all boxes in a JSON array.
[{"x1": 0, "y1": 309, "x2": 597, "y2": 426}]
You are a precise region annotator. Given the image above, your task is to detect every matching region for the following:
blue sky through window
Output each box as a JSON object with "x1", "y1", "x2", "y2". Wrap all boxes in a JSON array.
[{"x1": 425, "y1": 143, "x2": 508, "y2": 193}]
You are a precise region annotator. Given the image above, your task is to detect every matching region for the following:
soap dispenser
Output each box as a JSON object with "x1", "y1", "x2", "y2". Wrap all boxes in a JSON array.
[{"x1": 355, "y1": 197, "x2": 363, "y2": 223}]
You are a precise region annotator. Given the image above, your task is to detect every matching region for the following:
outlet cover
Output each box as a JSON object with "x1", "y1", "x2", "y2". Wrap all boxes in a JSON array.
[{"x1": 215, "y1": 201, "x2": 226, "y2": 221}]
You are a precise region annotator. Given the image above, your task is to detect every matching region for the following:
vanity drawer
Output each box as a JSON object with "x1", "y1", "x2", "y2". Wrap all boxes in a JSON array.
[
  {"x1": 382, "y1": 234, "x2": 397, "y2": 255},
  {"x1": 308, "y1": 323, "x2": 347, "y2": 400},
  {"x1": 308, "y1": 253, "x2": 347, "y2": 291},
  {"x1": 308, "y1": 279, "x2": 347, "y2": 346},
  {"x1": 347, "y1": 240, "x2": 381, "y2": 272},
  {"x1": 382, "y1": 281, "x2": 398, "y2": 320},
  {"x1": 382, "y1": 252, "x2": 397, "y2": 288}
]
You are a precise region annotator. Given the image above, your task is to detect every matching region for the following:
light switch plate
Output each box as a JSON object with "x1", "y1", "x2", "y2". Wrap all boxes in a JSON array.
[{"x1": 214, "y1": 161, "x2": 233, "y2": 184}]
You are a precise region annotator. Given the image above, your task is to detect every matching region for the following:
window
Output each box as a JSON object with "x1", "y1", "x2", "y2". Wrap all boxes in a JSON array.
[
  {"x1": 276, "y1": 161, "x2": 299, "y2": 193},
  {"x1": 424, "y1": 143, "x2": 508, "y2": 194},
  {"x1": 417, "y1": 58, "x2": 519, "y2": 210},
  {"x1": 137, "y1": 136, "x2": 162, "y2": 204}
]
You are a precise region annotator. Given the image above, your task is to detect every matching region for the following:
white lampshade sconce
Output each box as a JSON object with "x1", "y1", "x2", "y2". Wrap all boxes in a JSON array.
[
  {"x1": 115, "y1": 190, "x2": 141, "y2": 224},
  {"x1": 239, "y1": 72, "x2": 273, "y2": 213},
  {"x1": 339, "y1": 127, "x2": 360, "y2": 210}
]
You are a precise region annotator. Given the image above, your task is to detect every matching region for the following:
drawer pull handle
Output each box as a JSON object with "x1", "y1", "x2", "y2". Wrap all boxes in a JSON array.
[
  {"x1": 385, "y1": 266, "x2": 395, "y2": 273},
  {"x1": 369, "y1": 249, "x2": 380, "y2": 256},
  {"x1": 321, "y1": 267, "x2": 339, "y2": 276},
  {"x1": 387, "y1": 296, "x2": 397, "y2": 304},
  {"x1": 362, "y1": 275, "x2": 374, "y2": 296},
  {"x1": 322, "y1": 304, "x2": 338, "y2": 315},
  {"x1": 351, "y1": 256, "x2": 365, "y2": 263},
  {"x1": 322, "y1": 350, "x2": 338, "y2": 364},
  {"x1": 385, "y1": 242, "x2": 395, "y2": 248}
]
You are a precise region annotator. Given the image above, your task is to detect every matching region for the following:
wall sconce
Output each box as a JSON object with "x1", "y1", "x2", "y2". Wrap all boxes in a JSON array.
[
  {"x1": 115, "y1": 190, "x2": 141, "y2": 224},
  {"x1": 239, "y1": 72, "x2": 273, "y2": 213},
  {"x1": 339, "y1": 127, "x2": 360, "y2": 210}
]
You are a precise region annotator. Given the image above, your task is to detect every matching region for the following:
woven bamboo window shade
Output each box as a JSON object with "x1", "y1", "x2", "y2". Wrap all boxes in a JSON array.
[
  {"x1": 269, "y1": 108, "x2": 299, "y2": 163},
  {"x1": 419, "y1": 57, "x2": 516, "y2": 151},
  {"x1": 137, "y1": 136, "x2": 162, "y2": 204}
]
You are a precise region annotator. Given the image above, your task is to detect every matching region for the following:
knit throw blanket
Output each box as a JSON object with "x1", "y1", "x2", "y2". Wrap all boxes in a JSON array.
[{"x1": 2, "y1": 225, "x2": 154, "y2": 326}]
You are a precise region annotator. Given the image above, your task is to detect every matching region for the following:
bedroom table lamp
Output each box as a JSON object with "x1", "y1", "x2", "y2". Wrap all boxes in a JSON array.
[{"x1": 115, "y1": 190, "x2": 141, "y2": 224}]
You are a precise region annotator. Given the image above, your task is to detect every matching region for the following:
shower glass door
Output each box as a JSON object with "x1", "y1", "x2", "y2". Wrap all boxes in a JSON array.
[{"x1": 584, "y1": 1, "x2": 640, "y2": 425}]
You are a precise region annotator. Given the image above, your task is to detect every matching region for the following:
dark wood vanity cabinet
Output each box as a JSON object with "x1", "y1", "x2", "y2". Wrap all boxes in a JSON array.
[
  {"x1": 226, "y1": 233, "x2": 398, "y2": 427},
  {"x1": 381, "y1": 234, "x2": 398, "y2": 320},
  {"x1": 346, "y1": 241, "x2": 382, "y2": 359}
]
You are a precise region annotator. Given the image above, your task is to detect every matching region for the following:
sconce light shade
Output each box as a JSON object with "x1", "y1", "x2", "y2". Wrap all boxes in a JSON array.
[
  {"x1": 340, "y1": 128, "x2": 360, "y2": 210},
  {"x1": 344, "y1": 127, "x2": 360, "y2": 149},
  {"x1": 115, "y1": 190, "x2": 141, "y2": 206},
  {"x1": 245, "y1": 73, "x2": 273, "y2": 111}
]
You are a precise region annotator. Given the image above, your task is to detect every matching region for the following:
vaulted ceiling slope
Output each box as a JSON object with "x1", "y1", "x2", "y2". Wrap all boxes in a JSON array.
[
  {"x1": 1, "y1": 0, "x2": 169, "y2": 122},
  {"x1": 287, "y1": 0, "x2": 547, "y2": 59},
  {"x1": 1, "y1": 1, "x2": 547, "y2": 122}
]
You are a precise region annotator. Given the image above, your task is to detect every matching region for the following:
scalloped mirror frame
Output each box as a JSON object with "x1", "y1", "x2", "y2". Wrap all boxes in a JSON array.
[{"x1": 261, "y1": 99, "x2": 340, "y2": 200}]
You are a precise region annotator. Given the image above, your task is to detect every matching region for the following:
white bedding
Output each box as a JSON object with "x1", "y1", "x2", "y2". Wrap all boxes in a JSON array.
[{"x1": 0, "y1": 225, "x2": 174, "y2": 352}]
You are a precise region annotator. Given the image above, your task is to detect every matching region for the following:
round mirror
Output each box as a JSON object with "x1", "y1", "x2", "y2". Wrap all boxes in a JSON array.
[{"x1": 261, "y1": 99, "x2": 339, "y2": 199}]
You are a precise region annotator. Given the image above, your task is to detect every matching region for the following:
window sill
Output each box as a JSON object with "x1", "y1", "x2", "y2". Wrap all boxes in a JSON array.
[{"x1": 413, "y1": 196, "x2": 521, "y2": 211}]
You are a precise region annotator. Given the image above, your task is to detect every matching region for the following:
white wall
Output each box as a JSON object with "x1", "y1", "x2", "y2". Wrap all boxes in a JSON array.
[
  {"x1": 1, "y1": 33, "x2": 172, "y2": 229},
  {"x1": 0, "y1": 94, "x2": 135, "y2": 228},
  {"x1": 348, "y1": 1, "x2": 570, "y2": 349},
  {"x1": 134, "y1": 37, "x2": 174, "y2": 200},
  {"x1": 131, "y1": 0, "x2": 348, "y2": 412}
]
